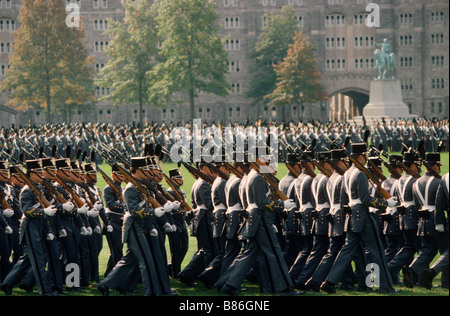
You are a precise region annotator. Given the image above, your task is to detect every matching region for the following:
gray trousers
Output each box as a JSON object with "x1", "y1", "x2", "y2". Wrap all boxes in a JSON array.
[
  {"x1": 326, "y1": 215, "x2": 393, "y2": 290},
  {"x1": 224, "y1": 217, "x2": 293, "y2": 293}
]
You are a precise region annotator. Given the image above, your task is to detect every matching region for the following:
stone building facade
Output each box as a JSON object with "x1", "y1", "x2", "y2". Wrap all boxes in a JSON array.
[{"x1": 0, "y1": 0, "x2": 448, "y2": 127}]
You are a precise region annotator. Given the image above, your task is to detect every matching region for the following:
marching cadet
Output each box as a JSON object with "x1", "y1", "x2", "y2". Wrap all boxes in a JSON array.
[
  {"x1": 381, "y1": 155, "x2": 404, "y2": 267},
  {"x1": 305, "y1": 149, "x2": 355, "y2": 291},
  {"x1": 421, "y1": 172, "x2": 449, "y2": 289},
  {"x1": 40, "y1": 157, "x2": 71, "y2": 294},
  {"x1": 97, "y1": 157, "x2": 166, "y2": 296},
  {"x1": 403, "y1": 153, "x2": 448, "y2": 288},
  {"x1": 103, "y1": 164, "x2": 126, "y2": 278},
  {"x1": 198, "y1": 161, "x2": 230, "y2": 288},
  {"x1": 294, "y1": 151, "x2": 333, "y2": 290},
  {"x1": 179, "y1": 159, "x2": 217, "y2": 286},
  {"x1": 0, "y1": 160, "x2": 14, "y2": 281},
  {"x1": 8, "y1": 166, "x2": 24, "y2": 265},
  {"x1": 387, "y1": 152, "x2": 421, "y2": 283},
  {"x1": 321, "y1": 143, "x2": 398, "y2": 294},
  {"x1": 166, "y1": 168, "x2": 189, "y2": 279},
  {"x1": 278, "y1": 153, "x2": 302, "y2": 268},
  {"x1": 83, "y1": 161, "x2": 111, "y2": 283},
  {"x1": 289, "y1": 150, "x2": 316, "y2": 282},
  {"x1": 11, "y1": 160, "x2": 58, "y2": 295},
  {"x1": 367, "y1": 156, "x2": 387, "y2": 248},
  {"x1": 219, "y1": 146, "x2": 296, "y2": 295},
  {"x1": 54, "y1": 157, "x2": 87, "y2": 290}
]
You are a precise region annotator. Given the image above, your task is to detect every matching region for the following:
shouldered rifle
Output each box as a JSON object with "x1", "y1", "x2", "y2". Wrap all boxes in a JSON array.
[
  {"x1": 13, "y1": 166, "x2": 52, "y2": 208},
  {"x1": 98, "y1": 167, "x2": 124, "y2": 204},
  {"x1": 161, "y1": 173, "x2": 192, "y2": 212},
  {"x1": 347, "y1": 155, "x2": 393, "y2": 200},
  {"x1": 372, "y1": 145, "x2": 408, "y2": 179},
  {"x1": 248, "y1": 161, "x2": 289, "y2": 201},
  {"x1": 54, "y1": 175, "x2": 87, "y2": 208},
  {"x1": 114, "y1": 163, "x2": 162, "y2": 209},
  {"x1": 41, "y1": 178, "x2": 69, "y2": 204}
]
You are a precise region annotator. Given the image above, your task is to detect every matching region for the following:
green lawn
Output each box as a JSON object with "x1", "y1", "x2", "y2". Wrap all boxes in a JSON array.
[{"x1": 2, "y1": 153, "x2": 449, "y2": 296}]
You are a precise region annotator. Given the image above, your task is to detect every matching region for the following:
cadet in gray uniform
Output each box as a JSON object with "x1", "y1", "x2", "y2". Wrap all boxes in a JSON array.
[
  {"x1": 403, "y1": 153, "x2": 448, "y2": 288},
  {"x1": 289, "y1": 151, "x2": 316, "y2": 282},
  {"x1": 97, "y1": 157, "x2": 166, "y2": 296},
  {"x1": 220, "y1": 147, "x2": 297, "y2": 295},
  {"x1": 421, "y1": 172, "x2": 449, "y2": 289},
  {"x1": 321, "y1": 143, "x2": 398, "y2": 294},
  {"x1": 278, "y1": 153, "x2": 302, "y2": 268},
  {"x1": 387, "y1": 152, "x2": 421, "y2": 283}
]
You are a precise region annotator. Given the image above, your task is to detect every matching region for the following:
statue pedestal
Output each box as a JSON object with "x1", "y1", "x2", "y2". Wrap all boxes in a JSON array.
[{"x1": 363, "y1": 79, "x2": 411, "y2": 119}]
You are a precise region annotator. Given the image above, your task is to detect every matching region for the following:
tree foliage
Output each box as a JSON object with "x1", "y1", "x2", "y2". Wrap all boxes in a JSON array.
[
  {"x1": 246, "y1": 6, "x2": 298, "y2": 104},
  {"x1": 151, "y1": 0, "x2": 230, "y2": 121},
  {"x1": 96, "y1": 0, "x2": 159, "y2": 127},
  {"x1": 0, "y1": 0, "x2": 94, "y2": 123},
  {"x1": 265, "y1": 31, "x2": 328, "y2": 119}
]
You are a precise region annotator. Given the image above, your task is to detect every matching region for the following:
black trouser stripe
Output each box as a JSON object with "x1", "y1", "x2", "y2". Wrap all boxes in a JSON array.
[{"x1": 131, "y1": 224, "x2": 155, "y2": 294}]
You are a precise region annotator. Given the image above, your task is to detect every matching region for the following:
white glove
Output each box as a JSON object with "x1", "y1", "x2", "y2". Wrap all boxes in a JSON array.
[
  {"x1": 163, "y1": 202, "x2": 173, "y2": 213},
  {"x1": 80, "y1": 226, "x2": 88, "y2": 236},
  {"x1": 154, "y1": 207, "x2": 165, "y2": 218},
  {"x1": 77, "y1": 204, "x2": 89, "y2": 215},
  {"x1": 94, "y1": 201, "x2": 103, "y2": 211},
  {"x1": 171, "y1": 224, "x2": 177, "y2": 232},
  {"x1": 388, "y1": 207, "x2": 397, "y2": 216},
  {"x1": 86, "y1": 227, "x2": 93, "y2": 236},
  {"x1": 273, "y1": 224, "x2": 278, "y2": 233},
  {"x1": 59, "y1": 229, "x2": 67, "y2": 238},
  {"x1": 171, "y1": 201, "x2": 181, "y2": 210},
  {"x1": 47, "y1": 233, "x2": 55, "y2": 241},
  {"x1": 44, "y1": 205, "x2": 57, "y2": 217},
  {"x1": 283, "y1": 199, "x2": 295, "y2": 210},
  {"x1": 2, "y1": 208, "x2": 14, "y2": 217},
  {"x1": 62, "y1": 201, "x2": 75, "y2": 212},
  {"x1": 4, "y1": 226, "x2": 13, "y2": 235},
  {"x1": 94, "y1": 226, "x2": 102, "y2": 234},
  {"x1": 436, "y1": 224, "x2": 445, "y2": 233},
  {"x1": 107, "y1": 225, "x2": 113, "y2": 233},
  {"x1": 387, "y1": 197, "x2": 398, "y2": 208},
  {"x1": 149, "y1": 228, "x2": 158, "y2": 236},
  {"x1": 163, "y1": 222, "x2": 174, "y2": 233},
  {"x1": 87, "y1": 209, "x2": 99, "y2": 217}
]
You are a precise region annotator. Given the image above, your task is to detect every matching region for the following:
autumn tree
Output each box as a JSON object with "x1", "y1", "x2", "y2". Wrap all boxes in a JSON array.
[
  {"x1": 96, "y1": 0, "x2": 159, "y2": 128},
  {"x1": 151, "y1": 0, "x2": 230, "y2": 121},
  {"x1": 265, "y1": 31, "x2": 328, "y2": 121},
  {"x1": 246, "y1": 6, "x2": 298, "y2": 117},
  {"x1": 1, "y1": 0, "x2": 95, "y2": 123}
]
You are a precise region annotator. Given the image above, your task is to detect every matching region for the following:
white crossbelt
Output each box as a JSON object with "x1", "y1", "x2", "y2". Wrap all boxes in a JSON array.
[
  {"x1": 226, "y1": 203, "x2": 243, "y2": 214},
  {"x1": 414, "y1": 176, "x2": 436, "y2": 212}
]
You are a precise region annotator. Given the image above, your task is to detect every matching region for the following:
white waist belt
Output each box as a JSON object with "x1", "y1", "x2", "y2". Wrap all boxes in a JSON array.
[
  {"x1": 330, "y1": 204, "x2": 341, "y2": 215},
  {"x1": 247, "y1": 203, "x2": 258, "y2": 210},
  {"x1": 349, "y1": 199, "x2": 362, "y2": 207},
  {"x1": 421, "y1": 205, "x2": 435, "y2": 212},
  {"x1": 196, "y1": 204, "x2": 207, "y2": 211},
  {"x1": 106, "y1": 208, "x2": 124, "y2": 217},
  {"x1": 227, "y1": 203, "x2": 244, "y2": 214},
  {"x1": 214, "y1": 203, "x2": 226, "y2": 210},
  {"x1": 300, "y1": 202, "x2": 313, "y2": 212},
  {"x1": 402, "y1": 201, "x2": 415, "y2": 208},
  {"x1": 316, "y1": 203, "x2": 330, "y2": 210}
]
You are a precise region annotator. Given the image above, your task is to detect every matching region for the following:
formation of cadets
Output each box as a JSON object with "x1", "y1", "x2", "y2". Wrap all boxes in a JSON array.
[{"x1": 0, "y1": 119, "x2": 448, "y2": 296}]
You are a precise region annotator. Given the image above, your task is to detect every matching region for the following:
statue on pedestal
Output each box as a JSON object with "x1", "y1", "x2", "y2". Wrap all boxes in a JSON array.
[{"x1": 374, "y1": 38, "x2": 397, "y2": 80}]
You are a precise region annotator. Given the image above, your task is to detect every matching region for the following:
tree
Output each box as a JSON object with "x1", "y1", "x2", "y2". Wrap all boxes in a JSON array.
[
  {"x1": 246, "y1": 6, "x2": 298, "y2": 116},
  {"x1": 96, "y1": 0, "x2": 159, "y2": 128},
  {"x1": 151, "y1": 0, "x2": 230, "y2": 121},
  {"x1": 0, "y1": 0, "x2": 95, "y2": 124},
  {"x1": 265, "y1": 31, "x2": 328, "y2": 121}
]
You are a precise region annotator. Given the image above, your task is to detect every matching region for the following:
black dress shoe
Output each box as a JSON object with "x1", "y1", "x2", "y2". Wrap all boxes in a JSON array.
[
  {"x1": 402, "y1": 267, "x2": 417, "y2": 288},
  {"x1": 281, "y1": 289, "x2": 305, "y2": 296},
  {"x1": 1, "y1": 284, "x2": 12, "y2": 295},
  {"x1": 320, "y1": 281, "x2": 336, "y2": 294},
  {"x1": 341, "y1": 284, "x2": 357, "y2": 291},
  {"x1": 305, "y1": 280, "x2": 321, "y2": 292},
  {"x1": 420, "y1": 269, "x2": 436, "y2": 290},
  {"x1": 97, "y1": 283, "x2": 109, "y2": 296},
  {"x1": 220, "y1": 284, "x2": 238, "y2": 296}
]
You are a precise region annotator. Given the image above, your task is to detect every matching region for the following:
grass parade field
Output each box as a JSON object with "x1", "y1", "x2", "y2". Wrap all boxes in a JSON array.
[{"x1": 2, "y1": 152, "x2": 449, "y2": 296}]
